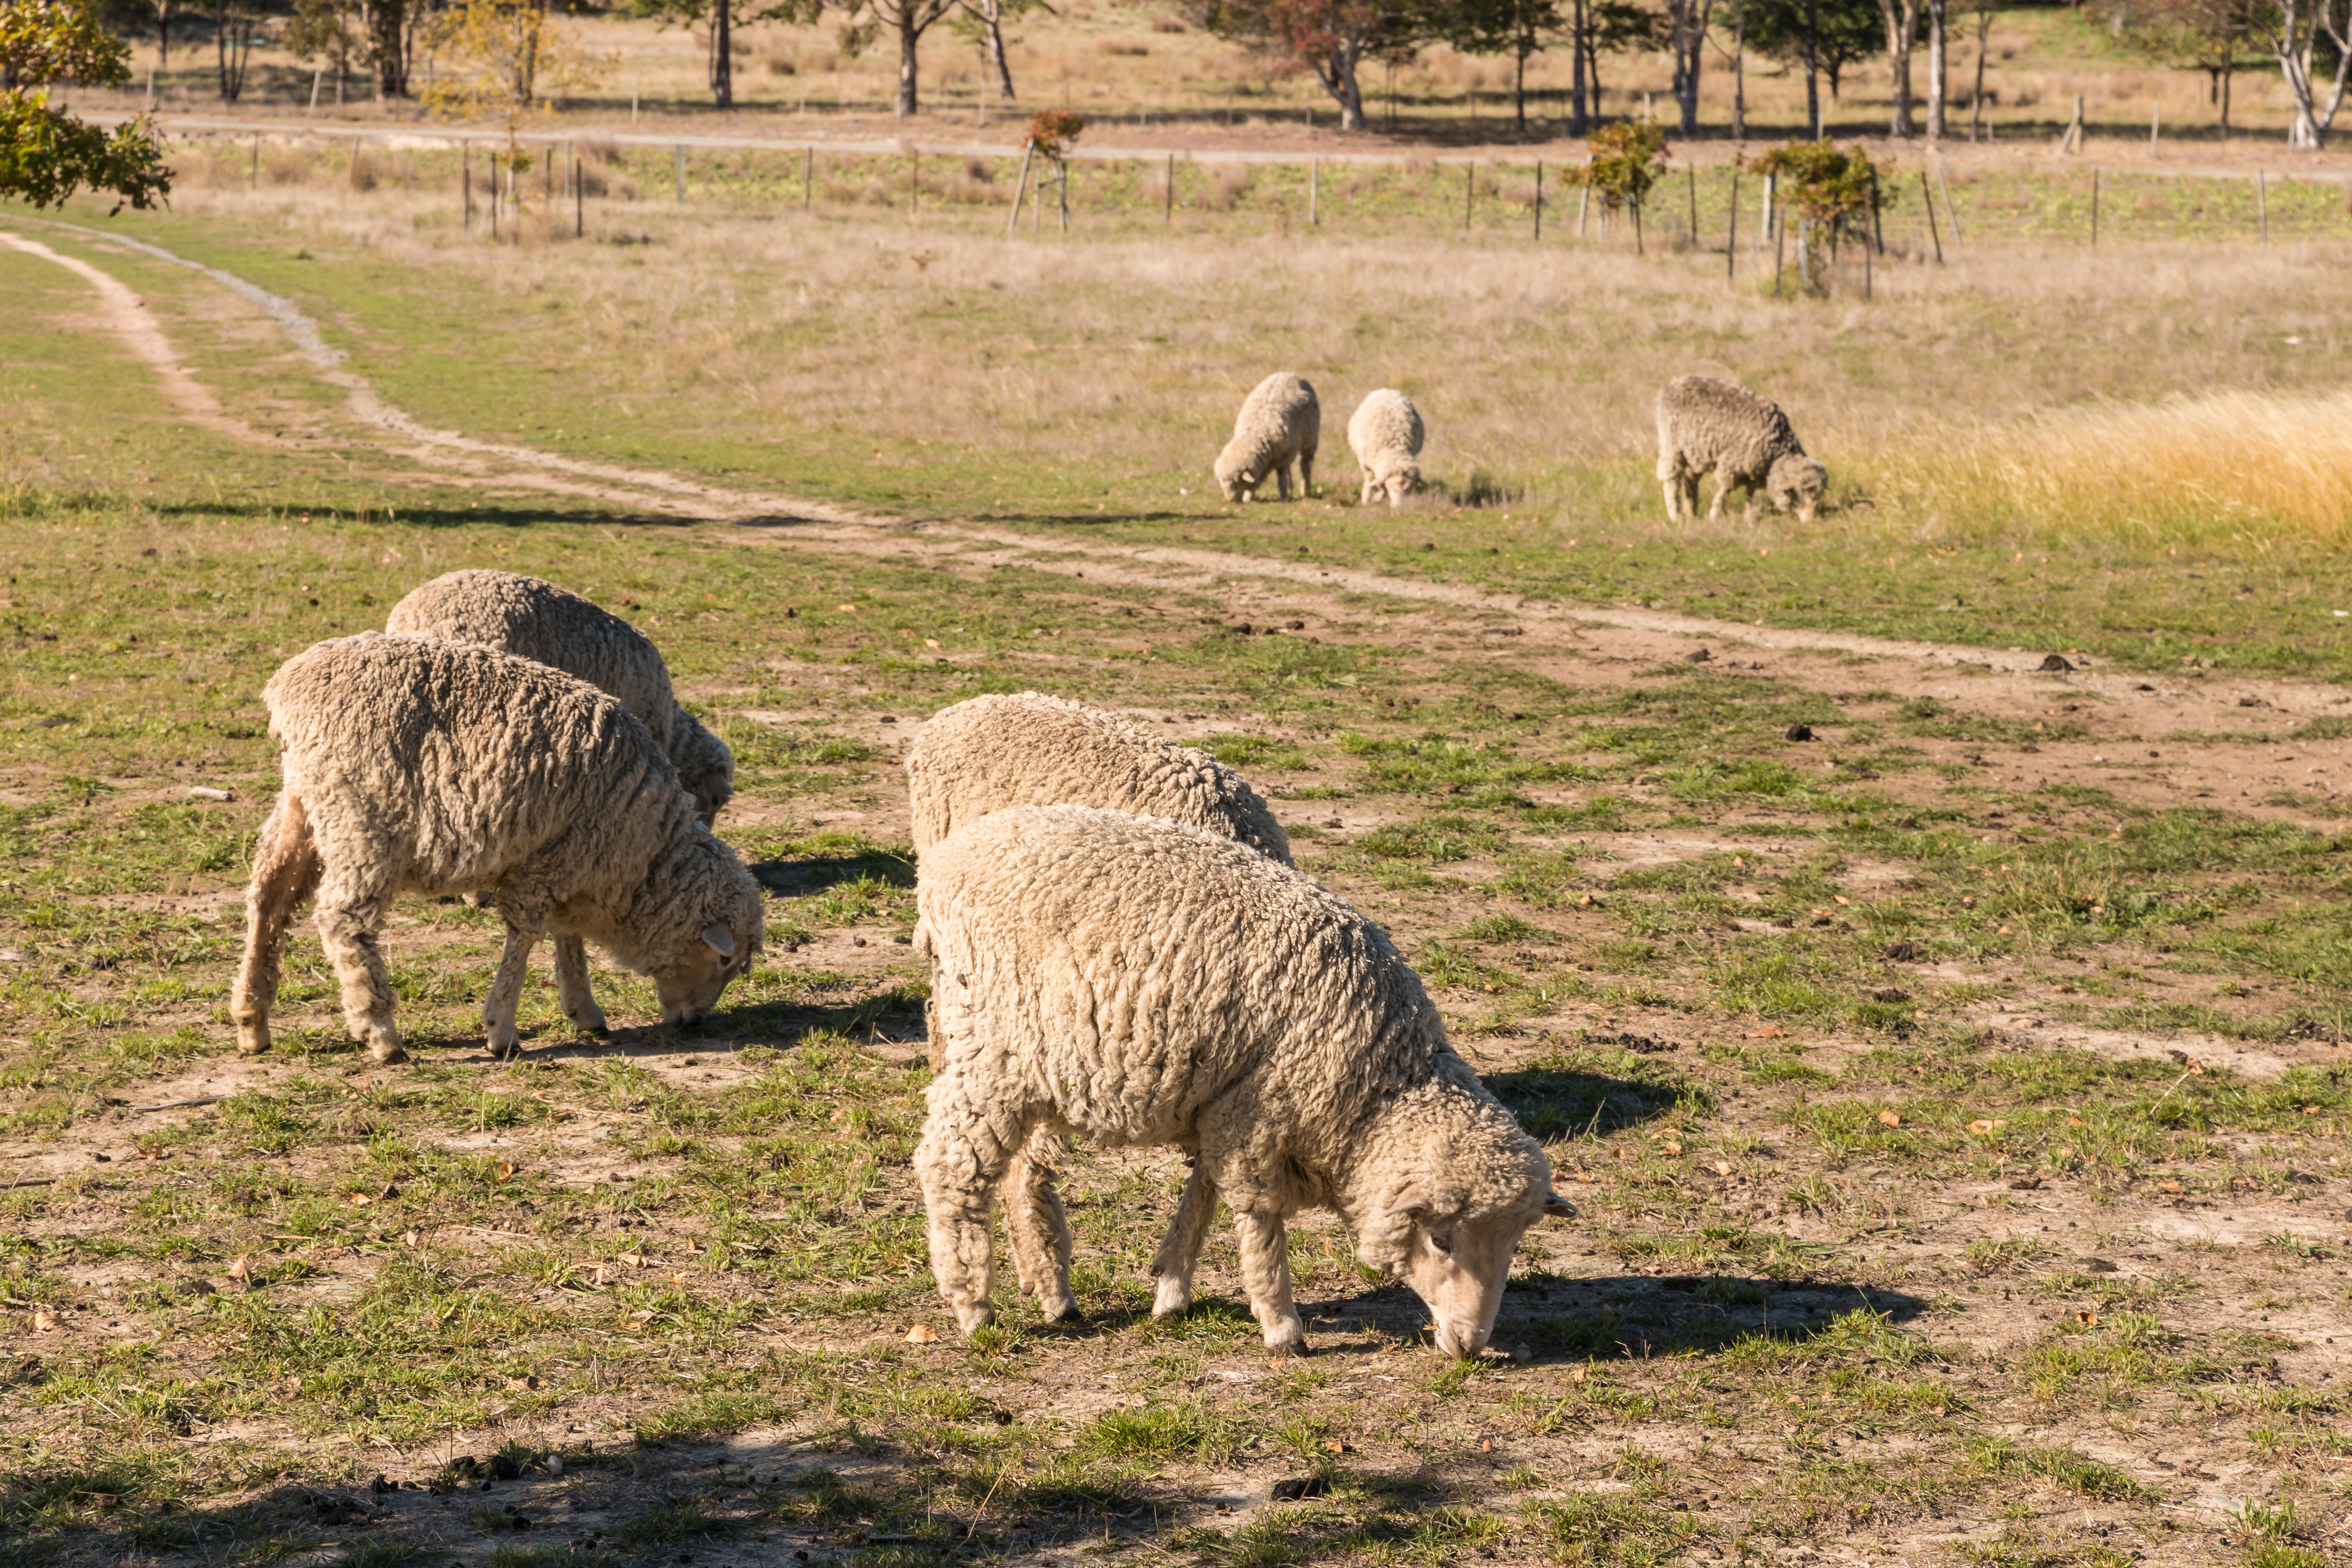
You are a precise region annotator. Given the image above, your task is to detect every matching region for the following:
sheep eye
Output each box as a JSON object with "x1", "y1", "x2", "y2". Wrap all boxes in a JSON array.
[{"x1": 1429, "y1": 1232, "x2": 1454, "y2": 1256}]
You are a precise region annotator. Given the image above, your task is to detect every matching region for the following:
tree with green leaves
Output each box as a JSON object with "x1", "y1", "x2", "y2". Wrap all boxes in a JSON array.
[
  {"x1": 1744, "y1": 0, "x2": 1881, "y2": 132},
  {"x1": 2125, "y1": 0, "x2": 2258, "y2": 138},
  {"x1": 1749, "y1": 137, "x2": 1876, "y2": 281},
  {"x1": 422, "y1": 0, "x2": 604, "y2": 202},
  {"x1": 1187, "y1": 0, "x2": 1449, "y2": 131},
  {"x1": 630, "y1": 0, "x2": 802, "y2": 109},
  {"x1": 1, "y1": 0, "x2": 171, "y2": 210},
  {"x1": 1564, "y1": 118, "x2": 1666, "y2": 248}
]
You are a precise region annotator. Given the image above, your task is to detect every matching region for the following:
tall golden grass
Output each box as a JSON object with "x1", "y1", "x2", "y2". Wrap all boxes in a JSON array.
[{"x1": 1866, "y1": 390, "x2": 2352, "y2": 550}]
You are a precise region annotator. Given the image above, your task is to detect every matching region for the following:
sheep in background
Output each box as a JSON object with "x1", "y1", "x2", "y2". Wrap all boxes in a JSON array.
[
  {"x1": 1215, "y1": 372, "x2": 1320, "y2": 503},
  {"x1": 386, "y1": 569, "x2": 735, "y2": 827},
  {"x1": 914, "y1": 804, "x2": 1574, "y2": 1357},
  {"x1": 906, "y1": 693, "x2": 1291, "y2": 864},
  {"x1": 230, "y1": 635, "x2": 763, "y2": 1065},
  {"x1": 1655, "y1": 374, "x2": 1827, "y2": 525},
  {"x1": 1347, "y1": 389, "x2": 1425, "y2": 508}
]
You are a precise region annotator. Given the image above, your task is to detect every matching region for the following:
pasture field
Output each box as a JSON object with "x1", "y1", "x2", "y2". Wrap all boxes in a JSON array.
[{"x1": 3, "y1": 176, "x2": 2351, "y2": 1568}]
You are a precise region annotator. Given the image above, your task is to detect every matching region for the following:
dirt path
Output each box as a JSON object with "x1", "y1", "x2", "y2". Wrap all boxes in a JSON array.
[{"x1": 13, "y1": 215, "x2": 2352, "y2": 826}]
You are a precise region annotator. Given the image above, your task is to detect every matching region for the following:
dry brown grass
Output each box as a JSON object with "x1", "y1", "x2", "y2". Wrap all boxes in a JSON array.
[{"x1": 131, "y1": 152, "x2": 2352, "y2": 549}]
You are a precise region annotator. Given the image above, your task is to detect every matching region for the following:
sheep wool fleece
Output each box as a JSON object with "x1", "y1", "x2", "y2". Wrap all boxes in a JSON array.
[
  {"x1": 915, "y1": 804, "x2": 1554, "y2": 1348},
  {"x1": 230, "y1": 635, "x2": 763, "y2": 1064},
  {"x1": 905, "y1": 693, "x2": 1292, "y2": 863},
  {"x1": 385, "y1": 569, "x2": 735, "y2": 825},
  {"x1": 1346, "y1": 388, "x2": 1426, "y2": 508},
  {"x1": 1654, "y1": 374, "x2": 1826, "y2": 523},
  {"x1": 1214, "y1": 372, "x2": 1320, "y2": 502}
]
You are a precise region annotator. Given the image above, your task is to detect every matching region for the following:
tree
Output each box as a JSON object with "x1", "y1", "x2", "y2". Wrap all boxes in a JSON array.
[
  {"x1": 1749, "y1": 136, "x2": 1875, "y2": 282},
  {"x1": 2246, "y1": 0, "x2": 2351, "y2": 144},
  {"x1": 207, "y1": 0, "x2": 259, "y2": 101},
  {"x1": 1563, "y1": 118, "x2": 1667, "y2": 247},
  {"x1": 1446, "y1": 0, "x2": 1567, "y2": 132},
  {"x1": 1922, "y1": 0, "x2": 1944, "y2": 135},
  {"x1": 285, "y1": 0, "x2": 361, "y2": 102},
  {"x1": 1663, "y1": 0, "x2": 1712, "y2": 131},
  {"x1": 1746, "y1": 0, "x2": 1880, "y2": 129},
  {"x1": 1, "y1": 0, "x2": 171, "y2": 210},
  {"x1": 1190, "y1": 0, "x2": 1452, "y2": 131},
  {"x1": 2126, "y1": 0, "x2": 2255, "y2": 137},
  {"x1": 631, "y1": 0, "x2": 799, "y2": 109},
  {"x1": 821, "y1": 0, "x2": 959, "y2": 117},
  {"x1": 950, "y1": 0, "x2": 1051, "y2": 98},
  {"x1": 1872, "y1": 0, "x2": 1920, "y2": 132},
  {"x1": 359, "y1": 0, "x2": 424, "y2": 96},
  {"x1": 422, "y1": 0, "x2": 605, "y2": 194}
]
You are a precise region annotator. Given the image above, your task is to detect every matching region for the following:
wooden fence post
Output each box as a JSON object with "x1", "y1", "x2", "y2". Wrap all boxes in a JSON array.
[
  {"x1": 675, "y1": 143, "x2": 685, "y2": 202},
  {"x1": 1726, "y1": 170, "x2": 1738, "y2": 279},
  {"x1": 1465, "y1": 162, "x2": 1474, "y2": 232},
  {"x1": 2090, "y1": 167, "x2": 2100, "y2": 246},
  {"x1": 804, "y1": 146, "x2": 814, "y2": 212},
  {"x1": 1309, "y1": 158, "x2": 1318, "y2": 226},
  {"x1": 2257, "y1": 168, "x2": 2268, "y2": 243},
  {"x1": 1687, "y1": 163, "x2": 1698, "y2": 245},
  {"x1": 1007, "y1": 140, "x2": 1035, "y2": 235},
  {"x1": 1165, "y1": 152, "x2": 1174, "y2": 222},
  {"x1": 1920, "y1": 170, "x2": 1942, "y2": 262},
  {"x1": 1534, "y1": 161, "x2": 1543, "y2": 241}
]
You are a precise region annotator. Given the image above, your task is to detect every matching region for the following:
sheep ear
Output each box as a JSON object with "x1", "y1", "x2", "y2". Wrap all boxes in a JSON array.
[
  {"x1": 1543, "y1": 1191, "x2": 1578, "y2": 1219},
  {"x1": 700, "y1": 923, "x2": 734, "y2": 958},
  {"x1": 1385, "y1": 1187, "x2": 1432, "y2": 1225}
]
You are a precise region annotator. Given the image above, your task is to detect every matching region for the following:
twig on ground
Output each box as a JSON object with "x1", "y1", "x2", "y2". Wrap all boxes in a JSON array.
[{"x1": 134, "y1": 1096, "x2": 223, "y2": 1113}]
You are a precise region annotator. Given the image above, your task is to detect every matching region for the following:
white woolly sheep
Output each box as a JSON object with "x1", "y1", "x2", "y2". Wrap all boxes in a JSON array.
[
  {"x1": 1347, "y1": 389, "x2": 1426, "y2": 508},
  {"x1": 230, "y1": 635, "x2": 764, "y2": 1065},
  {"x1": 386, "y1": 569, "x2": 735, "y2": 827},
  {"x1": 1655, "y1": 374, "x2": 1827, "y2": 525},
  {"x1": 1215, "y1": 372, "x2": 1320, "y2": 503},
  {"x1": 914, "y1": 804, "x2": 1575, "y2": 1357},
  {"x1": 906, "y1": 693, "x2": 1292, "y2": 864}
]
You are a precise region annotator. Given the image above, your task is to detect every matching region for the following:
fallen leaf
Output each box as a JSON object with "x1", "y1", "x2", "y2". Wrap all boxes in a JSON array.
[
  {"x1": 627, "y1": 1309, "x2": 655, "y2": 1323},
  {"x1": 347, "y1": 1192, "x2": 373, "y2": 1206},
  {"x1": 1659, "y1": 1140, "x2": 1682, "y2": 1156},
  {"x1": 1877, "y1": 1110, "x2": 1901, "y2": 1127},
  {"x1": 2159, "y1": 1181, "x2": 2183, "y2": 1193},
  {"x1": 2075, "y1": 1311, "x2": 2098, "y2": 1327},
  {"x1": 494, "y1": 1162, "x2": 516, "y2": 1181},
  {"x1": 1480, "y1": 1439, "x2": 1493, "y2": 1454},
  {"x1": 399, "y1": 1229, "x2": 423, "y2": 1248},
  {"x1": 1709, "y1": 1160, "x2": 1734, "y2": 1177},
  {"x1": 1744, "y1": 1025, "x2": 1788, "y2": 1039},
  {"x1": 1567, "y1": 1365, "x2": 1588, "y2": 1383},
  {"x1": 1967, "y1": 1119, "x2": 1997, "y2": 1135},
  {"x1": 32, "y1": 1309, "x2": 58, "y2": 1333},
  {"x1": 905, "y1": 1323, "x2": 939, "y2": 1344},
  {"x1": 1611, "y1": 1146, "x2": 1629, "y2": 1162},
  {"x1": 1997, "y1": 926, "x2": 2013, "y2": 936},
  {"x1": 1574, "y1": 1171, "x2": 1596, "y2": 1183},
  {"x1": 227, "y1": 1254, "x2": 251, "y2": 1285},
  {"x1": 2066, "y1": 1116, "x2": 2082, "y2": 1128},
  {"x1": 1833, "y1": 895, "x2": 1852, "y2": 906},
  {"x1": 924, "y1": 638, "x2": 941, "y2": 650},
  {"x1": 836, "y1": 603, "x2": 859, "y2": 613},
  {"x1": 617, "y1": 1253, "x2": 647, "y2": 1269},
  {"x1": 1962, "y1": 896, "x2": 1976, "y2": 908},
  {"x1": 506, "y1": 1375, "x2": 538, "y2": 1391},
  {"x1": 670, "y1": 1273, "x2": 687, "y2": 1286},
  {"x1": 2186, "y1": 1058, "x2": 2204, "y2": 1075}
]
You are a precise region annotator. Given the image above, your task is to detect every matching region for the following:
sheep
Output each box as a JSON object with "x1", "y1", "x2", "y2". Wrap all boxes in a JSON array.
[
  {"x1": 906, "y1": 693, "x2": 1292, "y2": 864},
  {"x1": 1655, "y1": 374, "x2": 1827, "y2": 525},
  {"x1": 1347, "y1": 388, "x2": 1425, "y2": 508},
  {"x1": 1215, "y1": 372, "x2": 1320, "y2": 503},
  {"x1": 229, "y1": 634, "x2": 764, "y2": 1065},
  {"x1": 385, "y1": 569, "x2": 734, "y2": 827},
  {"x1": 913, "y1": 804, "x2": 1575, "y2": 1357}
]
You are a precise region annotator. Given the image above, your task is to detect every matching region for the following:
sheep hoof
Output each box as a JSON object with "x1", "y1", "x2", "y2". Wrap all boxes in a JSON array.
[
  {"x1": 486, "y1": 1032, "x2": 523, "y2": 1062},
  {"x1": 1262, "y1": 1318, "x2": 1307, "y2": 1355},
  {"x1": 953, "y1": 1303, "x2": 995, "y2": 1335},
  {"x1": 235, "y1": 1023, "x2": 271, "y2": 1056},
  {"x1": 1151, "y1": 1277, "x2": 1192, "y2": 1318},
  {"x1": 1048, "y1": 1303, "x2": 1088, "y2": 1325},
  {"x1": 568, "y1": 1008, "x2": 609, "y2": 1035},
  {"x1": 370, "y1": 1041, "x2": 408, "y2": 1065}
]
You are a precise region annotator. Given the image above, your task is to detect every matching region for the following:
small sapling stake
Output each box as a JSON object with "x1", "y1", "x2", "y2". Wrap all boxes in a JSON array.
[
  {"x1": 1920, "y1": 170, "x2": 1943, "y2": 262},
  {"x1": 1726, "y1": 169, "x2": 1738, "y2": 278}
]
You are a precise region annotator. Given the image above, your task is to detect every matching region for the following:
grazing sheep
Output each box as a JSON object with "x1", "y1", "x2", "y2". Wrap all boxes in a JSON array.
[
  {"x1": 914, "y1": 804, "x2": 1574, "y2": 1357},
  {"x1": 230, "y1": 635, "x2": 764, "y2": 1065},
  {"x1": 1215, "y1": 372, "x2": 1320, "y2": 503},
  {"x1": 906, "y1": 693, "x2": 1292, "y2": 864},
  {"x1": 1655, "y1": 374, "x2": 1827, "y2": 525},
  {"x1": 1347, "y1": 389, "x2": 1425, "y2": 508},
  {"x1": 386, "y1": 569, "x2": 734, "y2": 826}
]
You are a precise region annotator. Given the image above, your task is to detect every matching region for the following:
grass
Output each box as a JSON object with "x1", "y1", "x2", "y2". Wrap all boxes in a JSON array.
[{"x1": 0, "y1": 143, "x2": 2347, "y2": 1568}]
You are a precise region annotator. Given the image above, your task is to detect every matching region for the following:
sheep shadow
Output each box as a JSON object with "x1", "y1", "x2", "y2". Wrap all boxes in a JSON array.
[
  {"x1": 1482, "y1": 1063, "x2": 1684, "y2": 1141},
  {"x1": 750, "y1": 852, "x2": 915, "y2": 897}
]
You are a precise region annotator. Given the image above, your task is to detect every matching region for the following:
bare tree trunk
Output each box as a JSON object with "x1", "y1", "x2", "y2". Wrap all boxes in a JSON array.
[
  {"x1": 1877, "y1": 0, "x2": 1921, "y2": 135},
  {"x1": 1667, "y1": 0, "x2": 1712, "y2": 134},
  {"x1": 1570, "y1": 0, "x2": 1589, "y2": 131},
  {"x1": 1926, "y1": 0, "x2": 1946, "y2": 138},
  {"x1": 1309, "y1": 37, "x2": 1368, "y2": 129},
  {"x1": 714, "y1": 0, "x2": 733, "y2": 108},
  {"x1": 1803, "y1": 0, "x2": 1821, "y2": 135},
  {"x1": 2221, "y1": 51, "x2": 2231, "y2": 139},
  {"x1": 366, "y1": 0, "x2": 410, "y2": 98},
  {"x1": 1731, "y1": 0, "x2": 1745, "y2": 139},
  {"x1": 155, "y1": 0, "x2": 170, "y2": 72},
  {"x1": 896, "y1": 10, "x2": 919, "y2": 116},
  {"x1": 1971, "y1": 6, "x2": 1989, "y2": 139},
  {"x1": 985, "y1": 0, "x2": 1015, "y2": 98}
]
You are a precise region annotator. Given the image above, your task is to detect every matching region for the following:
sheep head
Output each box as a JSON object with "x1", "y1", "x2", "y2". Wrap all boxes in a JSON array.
[
  {"x1": 1356, "y1": 1087, "x2": 1576, "y2": 1358},
  {"x1": 1214, "y1": 441, "x2": 1260, "y2": 503},
  {"x1": 1769, "y1": 455, "x2": 1827, "y2": 524},
  {"x1": 647, "y1": 844, "x2": 764, "y2": 1027},
  {"x1": 1381, "y1": 463, "x2": 1422, "y2": 509}
]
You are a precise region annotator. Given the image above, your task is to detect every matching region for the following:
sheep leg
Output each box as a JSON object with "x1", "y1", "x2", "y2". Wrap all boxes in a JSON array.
[
  {"x1": 551, "y1": 935, "x2": 608, "y2": 1035},
  {"x1": 480, "y1": 916, "x2": 545, "y2": 1062},
  {"x1": 1150, "y1": 1160, "x2": 1219, "y2": 1318},
  {"x1": 230, "y1": 792, "x2": 324, "y2": 1057},
  {"x1": 311, "y1": 868, "x2": 405, "y2": 1066},
  {"x1": 1275, "y1": 460, "x2": 1293, "y2": 502},
  {"x1": 1707, "y1": 467, "x2": 1734, "y2": 522},
  {"x1": 1234, "y1": 1209, "x2": 1306, "y2": 1354},
  {"x1": 999, "y1": 1128, "x2": 1080, "y2": 1322},
  {"x1": 1300, "y1": 445, "x2": 1316, "y2": 497},
  {"x1": 914, "y1": 1080, "x2": 1028, "y2": 1335},
  {"x1": 1360, "y1": 469, "x2": 1379, "y2": 508}
]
